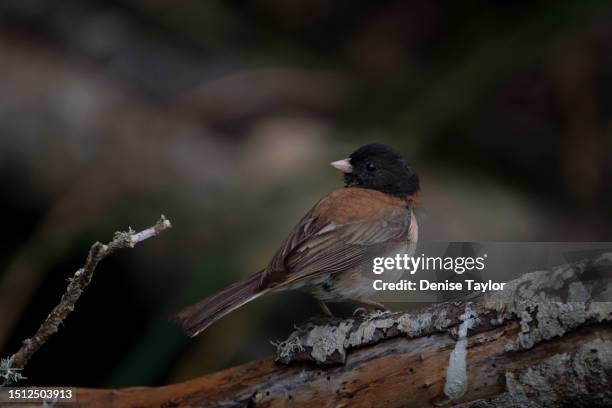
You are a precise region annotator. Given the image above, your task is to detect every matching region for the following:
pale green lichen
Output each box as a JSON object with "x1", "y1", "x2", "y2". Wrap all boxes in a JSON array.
[
  {"x1": 272, "y1": 335, "x2": 305, "y2": 362},
  {"x1": 305, "y1": 321, "x2": 353, "y2": 363},
  {"x1": 347, "y1": 316, "x2": 395, "y2": 347},
  {"x1": 397, "y1": 311, "x2": 436, "y2": 335},
  {"x1": 0, "y1": 357, "x2": 26, "y2": 386},
  {"x1": 113, "y1": 226, "x2": 135, "y2": 242},
  {"x1": 362, "y1": 309, "x2": 392, "y2": 321}
]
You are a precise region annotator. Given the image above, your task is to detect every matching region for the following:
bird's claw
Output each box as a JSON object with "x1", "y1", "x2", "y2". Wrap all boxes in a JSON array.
[{"x1": 353, "y1": 307, "x2": 368, "y2": 317}]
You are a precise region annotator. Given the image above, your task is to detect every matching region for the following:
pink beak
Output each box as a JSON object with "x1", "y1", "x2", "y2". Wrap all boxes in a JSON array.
[{"x1": 330, "y1": 158, "x2": 353, "y2": 173}]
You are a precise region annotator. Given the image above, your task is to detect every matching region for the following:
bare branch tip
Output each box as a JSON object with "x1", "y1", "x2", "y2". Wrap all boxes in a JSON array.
[{"x1": 157, "y1": 214, "x2": 172, "y2": 229}]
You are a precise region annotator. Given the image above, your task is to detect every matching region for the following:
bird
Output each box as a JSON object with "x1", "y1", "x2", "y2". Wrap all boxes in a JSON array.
[{"x1": 171, "y1": 143, "x2": 420, "y2": 337}]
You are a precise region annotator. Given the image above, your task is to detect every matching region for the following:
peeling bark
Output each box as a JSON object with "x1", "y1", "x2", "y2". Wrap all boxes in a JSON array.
[{"x1": 76, "y1": 253, "x2": 612, "y2": 407}]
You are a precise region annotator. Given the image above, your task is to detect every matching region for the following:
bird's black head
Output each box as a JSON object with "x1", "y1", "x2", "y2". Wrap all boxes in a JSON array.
[{"x1": 331, "y1": 143, "x2": 419, "y2": 197}]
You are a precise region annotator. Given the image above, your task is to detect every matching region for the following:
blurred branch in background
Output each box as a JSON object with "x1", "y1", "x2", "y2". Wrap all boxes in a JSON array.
[{"x1": 1, "y1": 216, "x2": 172, "y2": 386}]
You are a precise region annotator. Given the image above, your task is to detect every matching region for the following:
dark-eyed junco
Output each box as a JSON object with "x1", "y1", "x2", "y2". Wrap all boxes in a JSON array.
[{"x1": 172, "y1": 143, "x2": 420, "y2": 337}]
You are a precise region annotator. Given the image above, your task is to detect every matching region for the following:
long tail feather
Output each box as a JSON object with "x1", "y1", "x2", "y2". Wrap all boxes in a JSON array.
[{"x1": 170, "y1": 272, "x2": 267, "y2": 337}]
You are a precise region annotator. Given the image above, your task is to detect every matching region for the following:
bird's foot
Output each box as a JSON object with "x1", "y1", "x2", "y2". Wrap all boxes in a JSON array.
[
  {"x1": 357, "y1": 299, "x2": 388, "y2": 311},
  {"x1": 353, "y1": 299, "x2": 390, "y2": 319},
  {"x1": 353, "y1": 307, "x2": 368, "y2": 317}
]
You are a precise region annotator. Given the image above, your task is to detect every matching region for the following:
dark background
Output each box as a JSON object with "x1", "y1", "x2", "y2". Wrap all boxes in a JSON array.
[{"x1": 0, "y1": 0, "x2": 610, "y2": 388}]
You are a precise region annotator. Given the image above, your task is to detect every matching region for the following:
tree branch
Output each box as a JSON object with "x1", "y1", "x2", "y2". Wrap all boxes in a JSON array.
[
  {"x1": 1, "y1": 215, "x2": 172, "y2": 385},
  {"x1": 76, "y1": 252, "x2": 612, "y2": 407}
]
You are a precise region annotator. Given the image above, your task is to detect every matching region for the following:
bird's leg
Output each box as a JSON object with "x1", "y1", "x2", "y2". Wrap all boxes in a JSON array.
[{"x1": 318, "y1": 300, "x2": 334, "y2": 317}]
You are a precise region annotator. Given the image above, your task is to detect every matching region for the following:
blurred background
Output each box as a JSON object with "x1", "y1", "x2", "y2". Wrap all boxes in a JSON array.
[{"x1": 0, "y1": 0, "x2": 611, "y2": 389}]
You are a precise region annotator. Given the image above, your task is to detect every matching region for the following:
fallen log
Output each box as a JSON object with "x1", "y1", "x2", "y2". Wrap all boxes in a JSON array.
[{"x1": 77, "y1": 253, "x2": 612, "y2": 407}]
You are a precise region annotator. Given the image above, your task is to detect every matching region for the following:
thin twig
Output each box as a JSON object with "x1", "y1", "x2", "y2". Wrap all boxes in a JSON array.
[{"x1": 1, "y1": 215, "x2": 172, "y2": 385}]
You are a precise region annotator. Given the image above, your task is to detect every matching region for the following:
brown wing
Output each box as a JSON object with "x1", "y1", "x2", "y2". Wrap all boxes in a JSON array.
[{"x1": 261, "y1": 188, "x2": 412, "y2": 288}]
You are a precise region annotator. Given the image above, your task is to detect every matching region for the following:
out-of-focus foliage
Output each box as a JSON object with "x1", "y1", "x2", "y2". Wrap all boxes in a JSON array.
[{"x1": 0, "y1": 0, "x2": 610, "y2": 387}]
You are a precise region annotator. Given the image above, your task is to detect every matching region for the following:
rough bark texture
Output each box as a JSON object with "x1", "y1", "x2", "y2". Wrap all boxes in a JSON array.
[{"x1": 76, "y1": 253, "x2": 612, "y2": 407}]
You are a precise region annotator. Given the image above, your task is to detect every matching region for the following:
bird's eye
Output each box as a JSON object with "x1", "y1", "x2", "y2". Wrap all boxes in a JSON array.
[{"x1": 366, "y1": 162, "x2": 376, "y2": 172}]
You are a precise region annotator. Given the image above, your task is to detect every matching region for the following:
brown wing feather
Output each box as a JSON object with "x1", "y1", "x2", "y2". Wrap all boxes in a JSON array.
[{"x1": 261, "y1": 187, "x2": 412, "y2": 288}]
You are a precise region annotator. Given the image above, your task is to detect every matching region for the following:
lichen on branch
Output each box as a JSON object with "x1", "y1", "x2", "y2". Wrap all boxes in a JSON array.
[
  {"x1": 274, "y1": 253, "x2": 612, "y2": 365},
  {"x1": 0, "y1": 215, "x2": 172, "y2": 386}
]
